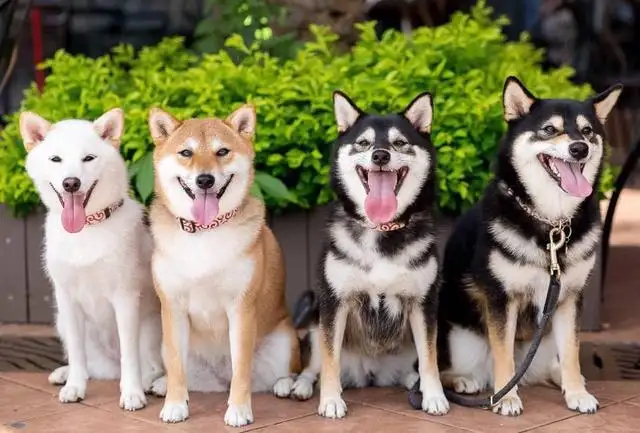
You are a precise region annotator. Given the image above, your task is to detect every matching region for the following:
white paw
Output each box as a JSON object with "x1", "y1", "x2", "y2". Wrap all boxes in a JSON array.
[
  {"x1": 492, "y1": 394, "x2": 523, "y2": 416},
  {"x1": 58, "y1": 383, "x2": 86, "y2": 403},
  {"x1": 273, "y1": 377, "x2": 294, "y2": 398},
  {"x1": 150, "y1": 376, "x2": 167, "y2": 397},
  {"x1": 318, "y1": 395, "x2": 347, "y2": 419},
  {"x1": 565, "y1": 390, "x2": 599, "y2": 414},
  {"x1": 224, "y1": 403, "x2": 254, "y2": 427},
  {"x1": 48, "y1": 366, "x2": 69, "y2": 386},
  {"x1": 142, "y1": 369, "x2": 163, "y2": 393},
  {"x1": 291, "y1": 376, "x2": 315, "y2": 401},
  {"x1": 453, "y1": 376, "x2": 482, "y2": 394},
  {"x1": 120, "y1": 388, "x2": 147, "y2": 411},
  {"x1": 160, "y1": 400, "x2": 189, "y2": 423},
  {"x1": 421, "y1": 388, "x2": 450, "y2": 416}
]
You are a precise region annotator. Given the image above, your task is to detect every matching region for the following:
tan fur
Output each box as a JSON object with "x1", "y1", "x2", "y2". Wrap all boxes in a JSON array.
[
  {"x1": 148, "y1": 106, "x2": 300, "y2": 425},
  {"x1": 486, "y1": 300, "x2": 518, "y2": 395}
]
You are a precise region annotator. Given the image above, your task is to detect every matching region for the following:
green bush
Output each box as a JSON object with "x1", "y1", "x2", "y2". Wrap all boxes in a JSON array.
[{"x1": 0, "y1": 1, "x2": 614, "y2": 218}]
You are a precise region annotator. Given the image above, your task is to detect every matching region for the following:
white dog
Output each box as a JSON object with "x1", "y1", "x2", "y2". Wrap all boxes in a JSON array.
[{"x1": 19, "y1": 109, "x2": 163, "y2": 410}]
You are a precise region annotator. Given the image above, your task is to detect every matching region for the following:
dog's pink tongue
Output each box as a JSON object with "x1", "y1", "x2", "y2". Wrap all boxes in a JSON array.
[
  {"x1": 364, "y1": 171, "x2": 398, "y2": 224},
  {"x1": 553, "y1": 158, "x2": 592, "y2": 198},
  {"x1": 191, "y1": 192, "x2": 219, "y2": 226},
  {"x1": 61, "y1": 193, "x2": 86, "y2": 233}
]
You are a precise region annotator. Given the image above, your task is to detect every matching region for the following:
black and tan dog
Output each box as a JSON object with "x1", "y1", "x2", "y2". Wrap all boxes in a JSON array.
[
  {"x1": 436, "y1": 76, "x2": 622, "y2": 416},
  {"x1": 290, "y1": 91, "x2": 449, "y2": 418}
]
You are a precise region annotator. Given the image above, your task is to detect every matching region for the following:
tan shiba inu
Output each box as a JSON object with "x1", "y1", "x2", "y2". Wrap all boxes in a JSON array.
[{"x1": 147, "y1": 106, "x2": 301, "y2": 426}]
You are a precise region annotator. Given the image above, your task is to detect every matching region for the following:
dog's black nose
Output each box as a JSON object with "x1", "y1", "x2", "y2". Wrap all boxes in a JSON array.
[
  {"x1": 195, "y1": 174, "x2": 215, "y2": 190},
  {"x1": 371, "y1": 149, "x2": 391, "y2": 166},
  {"x1": 62, "y1": 177, "x2": 81, "y2": 193},
  {"x1": 569, "y1": 142, "x2": 589, "y2": 160}
]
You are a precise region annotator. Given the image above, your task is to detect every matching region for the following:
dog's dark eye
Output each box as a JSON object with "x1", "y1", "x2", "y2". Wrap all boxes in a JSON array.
[
  {"x1": 355, "y1": 139, "x2": 371, "y2": 148},
  {"x1": 581, "y1": 126, "x2": 593, "y2": 136},
  {"x1": 50, "y1": 156, "x2": 62, "y2": 163},
  {"x1": 542, "y1": 125, "x2": 558, "y2": 135},
  {"x1": 216, "y1": 148, "x2": 230, "y2": 157},
  {"x1": 82, "y1": 155, "x2": 96, "y2": 162},
  {"x1": 393, "y1": 139, "x2": 409, "y2": 147},
  {"x1": 178, "y1": 149, "x2": 193, "y2": 158}
]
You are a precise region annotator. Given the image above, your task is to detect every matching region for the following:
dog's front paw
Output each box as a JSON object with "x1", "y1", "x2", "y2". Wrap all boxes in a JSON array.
[
  {"x1": 492, "y1": 394, "x2": 523, "y2": 416},
  {"x1": 59, "y1": 383, "x2": 85, "y2": 403},
  {"x1": 421, "y1": 390, "x2": 450, "y2": 416},
  {"x1": 565, "y1": 390, "x2": 599, "y2": 414},
  {"x1": 120, "y1": 387, "x2": 147, "y2": 411},
  {"x1": 160, "y1": 400, "x2": 189, "y2": 423},
  {"x1": 224, "y1": 403, "x2": 254, "y2": 427},
  {"x1": 49, "y1": 366, "x2": 69, "y2": 386},
  {"x1": 149, "y1": 376, "x2": 167, "y2": 397},
  {"x1": 291, "y1": 376, "x2": 315, "y2": 401},
  {"x1": 273, "y1": 377, "x2": 294, "y2": 398},
  {"x1": 318, "y1": 395, "x2": 347, "y2": 419}
]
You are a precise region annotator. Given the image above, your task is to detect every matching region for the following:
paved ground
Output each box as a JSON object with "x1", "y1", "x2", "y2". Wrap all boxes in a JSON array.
[{"x1": 1, "y1": 372, "x2": 640, "y2": 432}]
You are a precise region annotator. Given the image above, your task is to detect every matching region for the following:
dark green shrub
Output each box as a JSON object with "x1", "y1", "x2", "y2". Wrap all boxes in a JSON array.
[{"x1": 0, "y1": 1, "x2": 613, "y2": 217}]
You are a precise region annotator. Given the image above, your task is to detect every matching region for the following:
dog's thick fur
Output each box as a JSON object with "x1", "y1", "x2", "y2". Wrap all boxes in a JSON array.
[
  {"x1": 437, "y1": 77, "x2": 622, "y2": 416},
  {"x1": 147, "y1": 106, "x2": 301, "y2": 427},
  {"x1": 290, "y1": 91, "x2": 449, "y2": 418},
  {"x1": 20, "y1": 109, "x2": 163, "y2": 411}
]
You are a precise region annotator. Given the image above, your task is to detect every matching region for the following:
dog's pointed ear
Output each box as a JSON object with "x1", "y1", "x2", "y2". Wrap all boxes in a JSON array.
[
  {"x1": 591, "y1": 84, "x2": 623, "y2": 125},
  {"x1": 148, "y1": 108, "x2": 181, "y2": 145},
  {"x1": 503, "y1": 76, "x2": 537, "y2": 122},
  {"x1": 94, "y1": 108, "x2": 124, "y2": 147},
  {"x1": 226, "y1": 104, "x2": 256, "y2": 139},
  {"x1": 19, "y1": 111, "x2": 52, "y2": 152},
  {"x1": 402, "y1": 92, "x2": 433, "y2": 134},
  {"x1": 333, "y1": 91, "x2": 362, "y2": 133}
]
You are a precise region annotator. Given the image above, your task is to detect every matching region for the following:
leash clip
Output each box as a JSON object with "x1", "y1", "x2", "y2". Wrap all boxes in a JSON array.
[{"x1": 547, "y1": 227, "x2": 566, "y2": 277}]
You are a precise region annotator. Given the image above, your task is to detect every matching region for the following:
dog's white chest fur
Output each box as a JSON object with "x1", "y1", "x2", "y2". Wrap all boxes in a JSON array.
[
  {"x1": 325, "y1": 223, "x2": 436, "y2": 303},
  {"x1": 153, "y1": 223, "x2": 255, "y2": 332},
  {"x1": 489, "y1": 220, "x2": 600, "y2": 309}
]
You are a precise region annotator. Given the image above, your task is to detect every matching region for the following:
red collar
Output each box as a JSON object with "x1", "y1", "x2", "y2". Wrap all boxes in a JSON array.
[
  {"x1": 86, "y1": 199, "x2": 124, "y2": 225},
  {"x1": 177, "y1": 209, "x2": 238, "y2": 233}
]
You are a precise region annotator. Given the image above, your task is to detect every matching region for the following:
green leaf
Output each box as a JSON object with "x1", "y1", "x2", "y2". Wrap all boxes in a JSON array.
[
  {"x1": 254, "y1": 171, "x2": 297, "y2": 203},
  {"x1": 250, "y1": 181, "x2": 264, "y2": 201},
  {"x1": 135, "y1": 153, "x2": 155, "y2": 202}
]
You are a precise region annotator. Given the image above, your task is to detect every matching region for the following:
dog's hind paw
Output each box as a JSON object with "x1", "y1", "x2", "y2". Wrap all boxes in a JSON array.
[
  {"x1": 565, "y1": 390, "x2": 599, "y2": 414},
  {"x1": 149, "y1": 376, "x2": 167, "y2": 397},
  {"x1": 49, "y1": 366, "x2": 69, "y2": 386},
  {"x1": 318, "y1": 395, "x2": 347, "y2": 419},
  {"x1": 492, "y1": 394, "x2": 523, "y2": 416},
  {"x1": 273, "y1": 376, "x2": 294, "y2": 398},
  {"x1": 452, "y1": 376, "x2": 482, "y2": 394},
  {"x1": 291, "y1": 376, "x2": 315, "y2": 401}
]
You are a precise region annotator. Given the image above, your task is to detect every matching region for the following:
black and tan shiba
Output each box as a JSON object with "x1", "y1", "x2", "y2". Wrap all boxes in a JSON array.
[
  {"x1": 436, "y1": 76, "x2": 622, "y2": 416},
  {"x1": 289, "y1": 91, "x2": 449, "y2": 418}
]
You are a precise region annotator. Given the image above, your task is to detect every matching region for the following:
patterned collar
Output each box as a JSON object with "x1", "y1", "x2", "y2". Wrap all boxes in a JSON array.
[
  {"x1": 177, "y1": 209, "x2": 238, "y2": 233},
  {"x1": 497, "y1": 181, "x2": 571, "y2": 230},
  {"x1": 86, "y1": 199, "x2": 125, "y2": 225},
  {"x1": 360, "y1": 219, "x2": 407, "y2": 232}
]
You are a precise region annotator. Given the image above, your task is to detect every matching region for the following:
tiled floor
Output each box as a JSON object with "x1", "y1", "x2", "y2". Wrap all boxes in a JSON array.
[{"x1": 0, "y1": 373, "x2": 639, "y2": 432}]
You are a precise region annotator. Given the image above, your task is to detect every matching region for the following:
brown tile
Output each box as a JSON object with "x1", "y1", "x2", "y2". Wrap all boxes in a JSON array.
[
  {"x1": 0, "y1": 377, "x2": 71, "y2": 425},
  {"x1": 364, "y1": 385, "x2": 605, "y2": 433},
  {"x1": 583, "y1": 381, "x2": 640, "y2": 403},
  {"x1": 7, "y1": 405, "x2": 171, "y2": 432},
  {"x1": 254, "y1": 403, "x2": 472, "y2": 432},
  {"x1": 101, "y1": 391, "x2": 317, "y2": 432},
  {"x1": 529, "y1": 402, "x2": 640, "y2": 432}
]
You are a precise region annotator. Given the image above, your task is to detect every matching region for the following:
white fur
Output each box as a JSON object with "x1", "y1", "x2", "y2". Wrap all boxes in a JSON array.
[{"x1": 24, "y1": 116, "x2": 163, "y2": 410}]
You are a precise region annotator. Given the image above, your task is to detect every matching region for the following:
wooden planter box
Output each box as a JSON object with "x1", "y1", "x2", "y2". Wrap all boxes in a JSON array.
[{"x1": 0, "y1": 204, "x2": 602, "y2": 331}]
